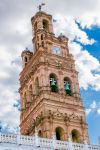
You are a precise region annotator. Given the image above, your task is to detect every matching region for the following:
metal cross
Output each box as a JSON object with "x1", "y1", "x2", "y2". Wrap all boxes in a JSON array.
[{"x1": 38, "y1": 3, "x2": 45, "y2": 11}]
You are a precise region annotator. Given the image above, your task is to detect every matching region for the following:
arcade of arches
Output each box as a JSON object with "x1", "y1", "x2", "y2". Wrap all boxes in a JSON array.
[
  {"x1": 55, "y1": 127, "x2": 81, "y2": 143},
  {"x1": 37, "y1": 127, "x2": 81, "y2": 143}
]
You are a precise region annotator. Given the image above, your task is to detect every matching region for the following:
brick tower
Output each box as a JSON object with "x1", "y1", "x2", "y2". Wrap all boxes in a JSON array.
[{"x1": 19, "y1": 9, "x2": 89, "y2": 143}]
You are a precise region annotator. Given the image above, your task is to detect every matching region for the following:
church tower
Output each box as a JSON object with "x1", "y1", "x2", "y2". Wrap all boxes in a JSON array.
[{"x1": 19, "y1": 8, "x2": 89, "y2": 143}]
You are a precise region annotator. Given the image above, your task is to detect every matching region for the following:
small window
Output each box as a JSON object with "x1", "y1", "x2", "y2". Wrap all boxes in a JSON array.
[
  {"x1": 24, "y1": 56, "x2": 28, "y2": 63},
  {"x1": 41, "y1": 34, "x2": 43, "y2": 40},
  {"x1": 42, "y1": 41, "x2": 44, "y2": 47}
]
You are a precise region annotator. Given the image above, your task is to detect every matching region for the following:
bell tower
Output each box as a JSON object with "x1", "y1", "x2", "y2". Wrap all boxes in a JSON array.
[
  {"x1": 31, "y1": 10, "x2": 54, "y2": 53},
  {"x1": 19, "y1": 8, "x2": 89, "y2": 143}
]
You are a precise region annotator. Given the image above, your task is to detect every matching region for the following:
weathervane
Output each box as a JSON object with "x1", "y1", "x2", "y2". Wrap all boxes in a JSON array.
[{"x1": 38, "y1": 3, "x2": 45, "y2": 11}]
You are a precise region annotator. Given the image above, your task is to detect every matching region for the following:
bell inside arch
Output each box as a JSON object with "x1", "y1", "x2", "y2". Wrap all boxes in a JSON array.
[
  {"x1": 64, "y1": 80, "x2": 72, "y2": 96},
  {"x1": 50, "y1": 75, "x2": 58, "y2": 92}
]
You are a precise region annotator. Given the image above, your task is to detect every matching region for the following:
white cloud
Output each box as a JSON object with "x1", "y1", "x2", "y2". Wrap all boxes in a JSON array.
[
  {"x1": 86, "y1": 101, "x2": 100, "y2": 115},
  {"x1": 97, "y1": 108, "x2": 100, "y2": 114},
  {"x1": 86, "y1": 101, "x2": 97, "y2": 115},
  {"x1": 90, "y1": 101, "x2": 97, "y2": 109},
  {"x1": 69, "y1": 42, "x2": 100, "y2": 90},
  {"x1": 53, "y1": 15, "x2": 95, "y2": 45},
  {"x1": 86, "y1": 108, "x2": 92, "y2": 115},
  {"x1": 46, "y1": 0, "x2": 100, "y2": 28},
  {"x1": 52, "y1": 12, "x2": 100, "y2": 91}
]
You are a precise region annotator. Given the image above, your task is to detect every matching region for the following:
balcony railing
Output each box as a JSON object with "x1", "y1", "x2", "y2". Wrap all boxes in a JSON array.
[{"x1": 0, "y1": 132, "x2": 100, "y2": 150}]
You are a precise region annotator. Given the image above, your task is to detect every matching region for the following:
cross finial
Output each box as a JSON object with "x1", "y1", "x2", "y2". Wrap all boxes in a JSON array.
[{"x1": 38, "y1": 3, "x2": 45, "y2": 11}]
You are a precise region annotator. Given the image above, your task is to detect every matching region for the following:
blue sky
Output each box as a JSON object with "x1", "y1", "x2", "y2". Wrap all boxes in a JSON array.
[
  {"x1": 0, "y1": 0, "x2": 100, "y2": 145},
  {"x1": 84, "y1": 27, "x2": 100, "y2": 60},
  {"x1": 80, "y1": 26, "x2": 100, "y2": 144}
]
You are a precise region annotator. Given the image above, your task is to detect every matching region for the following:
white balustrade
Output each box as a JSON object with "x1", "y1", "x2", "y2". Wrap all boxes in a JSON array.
[
  {"x1": 0, "y1": 133, "x2": 17, "y2": 144},
  {"x1": 56, "y1": 140, "x2": 69, "y2": 149},
  {"x1": 73, "y1": 143, "x2": 84, "y2": 150},
  {"x1": 88, "y1": 145, "x2": 100, "y2": 150},
  {"x1": 18, "y1": 134, "x2": 35, "y2": 145},
  {"x1": 0, "y1": 132, "x2": 100, "y2": 150},
  {"x1": 39, "y1": 138, "x2": 52, "y2": 148}
]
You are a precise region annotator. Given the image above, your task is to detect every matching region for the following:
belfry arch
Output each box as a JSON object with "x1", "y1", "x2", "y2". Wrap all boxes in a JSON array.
[
  {"x1": 64, "y1": 77, "x2": 73, "y2": 96},
  {"x1": 49, "y1": 73, "x2": 58, "y2": 93},
  {"x1": 43, "y1": 19, "x2": 49, "y2": 32}
]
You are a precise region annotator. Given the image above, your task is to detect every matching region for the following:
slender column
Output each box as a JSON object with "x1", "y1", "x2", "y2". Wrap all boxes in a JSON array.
[
  {"x1": 17, "y1": 134, "x2": 21, "y2": 145},
  {"x1": 0, "y1": 133, "x2": 1, "y2": 143},
  {"x1": 83, "y1": 139, "x2": 89, "y2": 150},
  {"x1": 35, "y1": 128, "x2": 39, "y2": 147},
  {"x1": 68, "y1": 136, "x2": 73, "y2": 150}
]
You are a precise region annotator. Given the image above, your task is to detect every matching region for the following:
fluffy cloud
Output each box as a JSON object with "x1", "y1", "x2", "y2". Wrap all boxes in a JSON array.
[
  {"x1": 46, "y1": 0, "x2": 100, "y2": 28},
  {"x1": 69, "y1": 42, "x2": 100, "y2": 90},
  {"x1": 97, "y1": 108, "x2": 100, "y2": 114},
  {"x1": 53, "y1": 15, "x2": 95, "y2": 45},
  {"x1": 0, "y1": 0, "x2": 100, "y2": 132},
  {"x1": 86, "y1": 101, "x2": 100, "y2": 115},
  {"x1": 52, "y1": 11, "x2": 100, "y2": 91}
]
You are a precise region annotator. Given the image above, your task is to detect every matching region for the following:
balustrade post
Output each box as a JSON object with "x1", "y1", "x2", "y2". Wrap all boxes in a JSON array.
[
  {"x1": 35, "y1": 128, "x2": 39, "y2": 147},
  {"x1": 83, "y1": 139, "x2": 89, "y2": 150},
  {"x1": 0, "y1": 133, "x2": 1, "y2": 143},
  {"x1": 68, "y1": 136, "x2": 73, "y2": 150},
  {"x1": 17, "y1": 134, "x2": 21, "y2": 145},
  {"x1": 52, "y1": 132, "x2": 56, "y2": 149}
]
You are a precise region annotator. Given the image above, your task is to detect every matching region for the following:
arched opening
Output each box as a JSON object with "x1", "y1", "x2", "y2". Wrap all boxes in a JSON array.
[
  {"x1": 43, "y1": 20, "x2": 49, "y2": 32},
  {"x1": 64, "y1": 77, "x2": 73, "y2": 96},
  {"x1": 24, "y1": 56, "x2": 28, "y2": 66},
  {"x1": 71, "y1": 129, "x2": 81, "y2": 143},
  {"x1": 24, "y1": 56, "x2": 28, "y2": 62},
  {"x1": 35, "y1": 77, "x2": 39, "y2": 95},
  {"x1": 55, "y1": 127, "x2": 65, "y2": 140},
  {"x1": 29, "y1": 84, "x2": 33, "y2": 102},
  {"x1": 38, "y1": 130, "x2": 42, "y2": 137},
  {"x1": 41, "y1": 34, "x2": 43, "y2": 40},
  {"x1": 50, "y1": 74, "x2": 58, "y2": 93}
]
